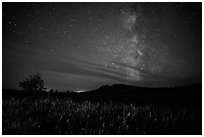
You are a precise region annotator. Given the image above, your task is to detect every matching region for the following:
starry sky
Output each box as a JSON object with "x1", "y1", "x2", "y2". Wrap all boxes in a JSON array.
[{"x1": 2, "y1": 2, "x2": 202, "y2": 91}]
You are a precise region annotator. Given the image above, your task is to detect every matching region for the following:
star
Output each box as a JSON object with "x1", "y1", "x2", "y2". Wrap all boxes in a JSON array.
[{"x1": 2, "y1": 3, "x2": 201, "y2": 90}]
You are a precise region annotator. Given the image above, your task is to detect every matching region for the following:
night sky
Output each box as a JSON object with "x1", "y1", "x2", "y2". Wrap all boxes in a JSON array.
[{"x1": 3, "y1": 2, "x2": 202, "y2": 91}]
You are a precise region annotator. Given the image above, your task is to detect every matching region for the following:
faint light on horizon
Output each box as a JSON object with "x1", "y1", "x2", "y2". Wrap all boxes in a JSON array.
[{"x1": 75, "y1": 90, "x2": 86, "y2": 93}]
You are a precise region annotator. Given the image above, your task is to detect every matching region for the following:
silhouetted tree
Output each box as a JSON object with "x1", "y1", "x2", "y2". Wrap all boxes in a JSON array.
[
  {"x1": 19, "y1": 72, "x2": 46, "y2": 92},
  {"x1": 66, "y1": 90, "x2": 73, "y2": 94},
  {"x1": 49, "y1": 89, "x2": 54, "y2": 93}
]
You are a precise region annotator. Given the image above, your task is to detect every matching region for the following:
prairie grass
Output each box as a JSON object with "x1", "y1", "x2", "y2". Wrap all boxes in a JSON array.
[{"x1": 2, "y1": 97, "x2": 201, "y2": 135}]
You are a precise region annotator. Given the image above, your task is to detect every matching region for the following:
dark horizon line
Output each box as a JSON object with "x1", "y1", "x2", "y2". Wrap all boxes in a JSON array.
[{"x1": 3, "y1": 82, "x2": 202, "y2": 92}]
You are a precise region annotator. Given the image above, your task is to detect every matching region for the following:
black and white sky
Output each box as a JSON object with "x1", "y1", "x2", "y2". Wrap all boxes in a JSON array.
[{"x1": 2, "y1": 2, "x2": 202, "y2": 91}]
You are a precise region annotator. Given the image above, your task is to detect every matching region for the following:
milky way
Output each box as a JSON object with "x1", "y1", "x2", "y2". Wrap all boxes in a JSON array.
[{"x1": 3, "y1": 3, "x2": 202, "y2": 91}]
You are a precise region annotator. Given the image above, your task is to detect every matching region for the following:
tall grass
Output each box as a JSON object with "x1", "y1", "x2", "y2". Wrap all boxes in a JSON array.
[{"x1": 2, "y1": 97, "x2": 201, "y2": 135}]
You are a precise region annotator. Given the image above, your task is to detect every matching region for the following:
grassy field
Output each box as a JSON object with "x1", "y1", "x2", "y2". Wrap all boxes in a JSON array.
[{"x1": 2, "y1": 97, "x2": 201, "y2": 135}]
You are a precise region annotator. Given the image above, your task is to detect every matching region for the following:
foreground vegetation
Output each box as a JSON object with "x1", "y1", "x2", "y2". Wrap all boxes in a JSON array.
[{"x1": 2, "y1": 97, "x2": 201, "y2": 135}]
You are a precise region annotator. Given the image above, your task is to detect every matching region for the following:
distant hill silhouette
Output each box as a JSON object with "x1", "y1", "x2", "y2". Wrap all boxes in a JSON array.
[
  {"x1": 3, "y1": 83, "x2": 201, "y2": 105},
  {"x1": 77, "y1": 83, "x2": 202, "y2": 105},
  {"x1": 88, "y1": 83, "x2": 201, "y2": 94}
]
